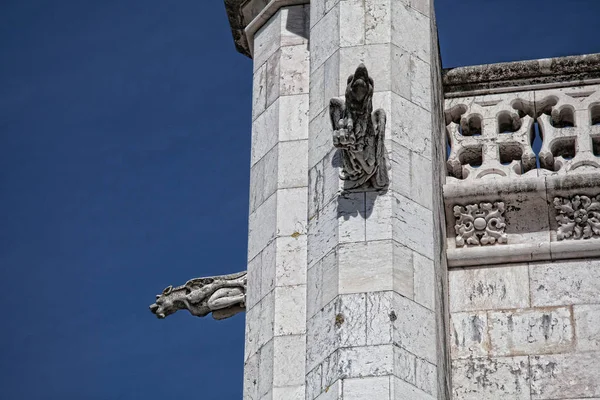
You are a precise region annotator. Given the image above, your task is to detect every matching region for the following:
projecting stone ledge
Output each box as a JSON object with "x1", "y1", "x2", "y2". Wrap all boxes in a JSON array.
[
  {"x1": 223, "y1": 0, "x2": 309, "y2": 57},
  {"x1": 149, "y1": 271, "x2": 246, "y2": 320},
  {"x1": 443, "y1": 53, "x2": 600, "y2": 96}
]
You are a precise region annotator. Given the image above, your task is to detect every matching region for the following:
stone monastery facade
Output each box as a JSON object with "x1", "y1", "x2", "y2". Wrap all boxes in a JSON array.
[{"x1": 150, "y1": 1, "x2": 600, "y2": 398}]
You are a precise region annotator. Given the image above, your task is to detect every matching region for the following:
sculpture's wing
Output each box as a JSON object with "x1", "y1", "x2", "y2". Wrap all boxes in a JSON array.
[
  {"x1": 373, "y1": 108, "x2": 390, "y2": 188},
  {"x1": 329, "y1": 98, "x2": 346, "y2": 130}
]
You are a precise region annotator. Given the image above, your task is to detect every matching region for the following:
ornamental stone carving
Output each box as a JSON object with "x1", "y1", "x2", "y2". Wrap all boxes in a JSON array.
[
  {"x1": 554, "y1": 195, "x2": 600, "y2": 240},
  {"x1": 453, "y1": 202, "x2": 508, "y2": 247},
  {"x1": 149, "y1": 271, "x2": 246, "y2": 320},
  {"x1": 329, "y1": 63, "x2": 389, "y2": 190}
]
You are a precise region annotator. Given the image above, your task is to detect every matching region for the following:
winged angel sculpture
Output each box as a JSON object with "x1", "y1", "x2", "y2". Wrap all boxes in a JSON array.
[{"x1": 330, "y1": 63, "x2": 390, "y2": 190}]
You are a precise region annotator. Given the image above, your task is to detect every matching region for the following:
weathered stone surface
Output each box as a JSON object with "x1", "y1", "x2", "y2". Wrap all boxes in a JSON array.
[
  {"x1": 452, "y1": 356, "x2": 530, "y2": 400},
  {"x1": 149, "y1": 272, "x2": 247, "y2": 320},
  {"x1": 393, "y1": 376, "x2": 435, "y2": 400},
  {"x1": 531, "y1": 352, "x2": 600, "y2": 399},
  {"x1": 344, "y1": 376, "x2": 390, "y2": 400},
  {"x1": 574, "y1": 304, "x2": 600, "y2": 351},
  {"x1": 530, "y1": 259, "x2": 600, "y2": 306},
  {"x1": 450, "y1": 311, "x2": 490, "y2": 359},
  {"x1": 488, "y1": 307, "x2": 574, "y2": 356},
  {"x1": 393, "y1": 294, "x2": 437, "y2": 364},
  {"x1": 449, "y1": 264, "x2": 530, "y2": 312}
]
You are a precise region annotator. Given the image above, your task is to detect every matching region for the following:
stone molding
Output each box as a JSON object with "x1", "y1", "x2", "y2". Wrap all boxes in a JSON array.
[
  {"x1": 444, "y1": 172, "x2": 600, "y2": 267},
  {"x1": 224, "y1": 0, "x2": 309, "y2": 57},
  {"x1": 443, "y1": 53, "x2": 600, "y2": 97}
]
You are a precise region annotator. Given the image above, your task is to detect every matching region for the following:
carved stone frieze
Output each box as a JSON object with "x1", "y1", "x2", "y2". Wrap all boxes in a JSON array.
[
  {"x1": 554, "y1": 195, "x2": 600, "y2": 240},
  {"x1": 329, "y1": 63, "x2": 389, "y2": 190},
  {"x1": 149, "y1": 271, "x2": 247, "y2": 320},
  {"x1": 453, "y1": 202, "x2": 508, "y2": 247}
]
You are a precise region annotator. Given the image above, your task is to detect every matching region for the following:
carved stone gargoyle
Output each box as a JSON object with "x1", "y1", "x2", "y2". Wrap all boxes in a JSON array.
[
  {"x1": 149, "y1": 271, "x2": 246, "y2": 320},
  {"x1": 330, "y1": 63, "x2": 390, "y2": 190}
]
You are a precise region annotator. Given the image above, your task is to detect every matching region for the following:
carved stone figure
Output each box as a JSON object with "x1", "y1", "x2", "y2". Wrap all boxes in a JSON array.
[
  {"x1": 329, "y1": 63, "x2": 389, "y2": 190},
  {"x1": 149, "y1": 271, "x2": 246, "y2": 320},
  {"x1": 453, "y1": 202, "x2": 508, "y2": 246},
  {"x1": 554, "y1": 195, "x2": 600, "y2": 240}
]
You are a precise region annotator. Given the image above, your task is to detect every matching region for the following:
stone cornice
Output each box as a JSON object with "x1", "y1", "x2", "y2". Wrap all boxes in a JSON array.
[
  {"x1": 224, "y1": 0, "x2": 309, "y2": 57},
  {"x1": 443, "y1": 53, "x2": 600, "y2": 97}
]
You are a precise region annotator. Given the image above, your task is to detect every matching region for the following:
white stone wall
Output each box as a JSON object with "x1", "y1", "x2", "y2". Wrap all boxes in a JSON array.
[
  {"x1": 244, "y1": 6, "x2": 310, "y2": 400},
  {"x1": 306, "y1": 0, "x2": 448, "y2": 398},
  {"x1": 449, "y1": 259, "x2": 600, "y2": 399}
]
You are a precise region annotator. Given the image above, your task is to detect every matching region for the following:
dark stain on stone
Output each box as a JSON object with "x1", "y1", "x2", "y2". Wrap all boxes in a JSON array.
[
  {"x1": 389, "y1": 311, "x2": 397, "y2": 322},
  {"x1": 335, "y1": 313, "x2": 345, "y2": 328}
]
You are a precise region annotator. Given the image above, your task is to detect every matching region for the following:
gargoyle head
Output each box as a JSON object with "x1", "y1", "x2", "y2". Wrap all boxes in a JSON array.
[
  {"x1": 345, "y1": 63, "x2": 374, "y2": 113},
  {"x1": 149, "y1": 285, "x2": 185, "y2": 319}
]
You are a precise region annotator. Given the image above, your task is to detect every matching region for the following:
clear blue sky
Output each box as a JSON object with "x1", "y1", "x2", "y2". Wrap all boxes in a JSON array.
[{"x1": 1, "y1": 1, "x2": 599, "y2": 399}]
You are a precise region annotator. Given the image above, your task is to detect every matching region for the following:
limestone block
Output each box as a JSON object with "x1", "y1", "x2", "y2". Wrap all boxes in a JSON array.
[
  {"x1": 337, "y1": 192, "x2": 366, "y2": 244},
  {"x1": 530, "y1": 259, "x2": 600, "y2": 306},
  {"x1": 413, "y1": 252, "x2": 434, "y2": 310},
  {"x1": 252, "y1": 100, "x2": 279, "y2": 166},
  {"x1": 276, "y1": 187, "x2": 307, "y2": 237},
  {"x1": 308, "y1": 108, "x2": 334, "y2": 169},
  {"x1": 410, "y1": 0, "x2": 430, "y2": 17},
  {"x1": 314, "y1": 380, "x2": 341, "y2": 400},
  {"x1": 391, "y1": 93, "x2": 432, "y2": 160},
  {"x1": 306, "y1": 294, "x2": 368, "y2": 371},
  {"x1": 306, "y1": 364, "x2": 323, "y2": 400},
  {"x1": 308, "y1": 197, "x2": 338, "y2": 267},
  {"x1": 574, "y1": 304, "x2": 600, "y2": 351},
  {"x1": 365, "y1": 0, "x2": 391, "y2": 45},
  {"x1": 393, "y1": 294, "x2": 437, "y2": 364},
  {"x1": 392, "y1": 241, "x2": 415, "y2": 299},
  {"x1": 278, "y1": 94, "x2": 309, "y2": 141},
  {"x1": 245, "y1": 292, "x2": 275, "y2": 360},
  {"x1": 392, "y1": 376, "x2": 435, "y2": 400},
  {"x1": 253, "y1": 63, "x2": 267, "y2": 120},
  {"x1": 410, "y1": 55, "x2": 432, "y2": 111},
  {"x1": 449, "y1": 264, "x2": 530, "y2": 312},
  {"x1": 338, "y1": 240, "x2": 394, "y2": 294},
  {"x1": 247, "y1": 192, "x2": 277, "y2": 264},
  {"x1": 337, "y1": 345, "x2": 395, "y2": 379},
  {"x1": 450, "y1": 311, "x2": 490, "y2": 359},
  {"x1": 272, "y1": 334, "x2": 305, "y2": 387},
  {"x1": 392, "y1": 192, "x2": 434, "y2": 259},
  {"x1": 531, "y1": 352, "x2": 600, "y2": 399},
  {"x1": 415, "y1": 357, "x2": 437, "y2": 397},
  {"x1": 274, "y1": 285, "x2": 306, "y2": 335},
  {"x1": 394, "y1": 345, "x2": 416, "y2": 385},
  {"x1": 278, "y1": 140, "x2": 308, "y2": 189},
  {"x1": 306, "y1": 248, "x2": 338, "y2": 319},
  {"x1": 266, "y1": 50, "x2": 281, "y2": 107},
  {"x1": 253, "y1": 11, "x2": 282, "y2": 70},
  {"x1": 366, "y1": 291, "x2": 394, "y2": 345},
  {"x1": 339, "y1": 0, "x2": 365, "y2": 47},
  {"x1": 343, "y1": 376, "x2": 391, "y2": 400},
  {"x1": 391, "y1": 1, "x2": 430, "y2": 63},
  {"x1": 279, "y1": 46, "x2": 309, "y2": 96},
  {"x1": 249, "y1": 144, "x2": 278, "y2": 214},
  {"x1": 258, "y1": 339, "x2": 274, "y2": 398},
  {"x1": 452, "y1": 356, "x2": 530, "y2": 400},
  {"x1": 308, "y1": 149, "x2": 343, "y2": 220},
  {"x1": 310, "y1": 61, "x2": 326, "y2": 121},
  {"x1": 310, "y1": 5, "x2": 340, "y2": 70},
  {"x1": 488, "y1": 307, "x2": 574, "y2": 357},
  {"x1": 244, "y1": 351, "x2": 259, "y2": 400},
  {"x1": 272, "y1": 386, "x2": 304, "y2": 400},
  {"x1": 390, "y1": 46, "x2": 411, "y2": 100},
  {"x1": 365, "y1": 191, "x2": 393, "y2": 241},
  {"x1": 275, "y1": 235, "x2": 307, "y2": 287}
]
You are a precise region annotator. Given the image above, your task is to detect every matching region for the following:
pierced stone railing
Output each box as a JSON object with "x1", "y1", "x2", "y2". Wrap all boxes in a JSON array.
[{"x1": 441, "y1": 54, "x2": 600, "y2": 267}]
